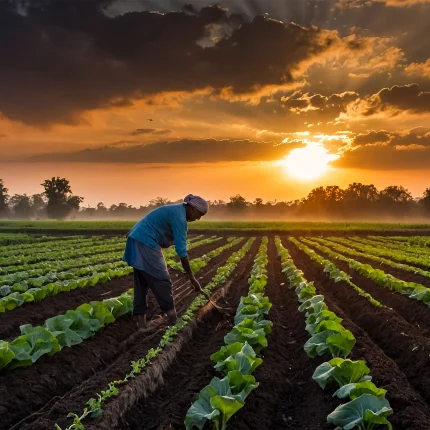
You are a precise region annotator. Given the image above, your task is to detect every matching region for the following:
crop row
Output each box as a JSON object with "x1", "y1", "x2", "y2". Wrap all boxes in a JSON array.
[
  {"x1": 310, "y1": 237, "x2": 430, "y2": 279},
  {"x1": 185, "y1": 237, "x2": 270, "y2": 430},
  {"x1": 289, "y1": 238, "x2": 384, "y2": 308},
  {"x1": 0, "y1": 234, "x2": 213, "y2": 281},
  {"x1": 305, "y1": 238, "x2": 430, "y2": 307},
  {"x1": 0, "y1": 233, "x2": 80, "y2": 247},
  {"x1": 0, "y1": 237, "x2": 242, "y2": 314},
  {"x1": 0, "y1": 235, "x2": 221, "y2": 295},
  {"x1": 0, "y1": 235, "x2": 124, "y2": 259},
  {"x1": 57, "y1": 237, "x2": 257, "y2": 430},
  {"x1": 327, "y1": 237, "x2": 430, "y2": 270},
  {"x1": 0, "y1": 237, "x2": 244, "y2": 370},
  {"x1": 276, "y1": 237, "x2": 393, "y2": 429}
]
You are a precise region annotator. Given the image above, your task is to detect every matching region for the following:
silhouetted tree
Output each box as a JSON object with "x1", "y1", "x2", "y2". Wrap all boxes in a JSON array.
[
  {"x1": 253, "y1": 197, "x2": 264, "y2": 207},
  {"x1": 9, "y1": 194, "x2": 32, "y2": 219},
  {"x1": 149, "y1": 197, "x2": 171, "y2": 207},
  {"x1": 380, "y1": 185, "x2": 413, "y2": 203},
  {"x1": 0, "y1": 179, "x2": 9, "y2": 218},
  {"x1": 420, "y1": 188, "x2": 430, "y2": 214},
  {"x1": 228, "y1": 194, "x2": 248, "y2": 209},
  {"x1": 41, "y1": 177, "x2": 83, "y2": 220},
  {"x1": 30, "y1": 194, "x2": 47, "y2": 218}
]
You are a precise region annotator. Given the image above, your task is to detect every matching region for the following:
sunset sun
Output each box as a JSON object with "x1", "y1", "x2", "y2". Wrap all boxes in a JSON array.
[{"x1": 283, "y1": 143, "x2": 340, "y2": 180}]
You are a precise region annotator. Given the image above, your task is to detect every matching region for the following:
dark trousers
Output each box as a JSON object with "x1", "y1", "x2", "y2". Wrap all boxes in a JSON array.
[{"x1": 133, "y1": 268, "x2": 174, "y2": 315}]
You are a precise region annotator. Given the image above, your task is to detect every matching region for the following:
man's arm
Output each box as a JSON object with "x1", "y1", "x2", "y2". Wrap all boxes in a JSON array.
[{"x1": 180, "y1": 256, "x2": 202, "y2": 292}]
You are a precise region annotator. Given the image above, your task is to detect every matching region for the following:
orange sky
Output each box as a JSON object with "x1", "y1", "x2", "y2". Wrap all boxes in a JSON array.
[{"x1": 1, "y1": 0, "x2": 430, "y2": 207}]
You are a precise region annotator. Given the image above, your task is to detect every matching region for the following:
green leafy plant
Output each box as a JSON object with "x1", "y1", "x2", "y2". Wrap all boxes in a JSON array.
[
  {"x1": 312, "y1": 358, "x2": 371, "y2": 389},
  {"x1": 327, "y1": 394, "x2": 393, "y2": 429},
  {"x1": 184, "y1": 371, "x2": 258, "y2": 430},
  {"x1": 211, "y1": 342, "x2": 263, "y2": 375}
]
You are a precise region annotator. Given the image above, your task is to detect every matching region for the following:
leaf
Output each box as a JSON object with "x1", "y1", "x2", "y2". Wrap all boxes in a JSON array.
[
  {"x1": 327, "y1": 329, "x2": 356, "y2": 358},
  {"x1": 298, "y1": 295, "x2": 326, "y2": 313},
  {"x1": 227, "y1": 370, "x2": 259, "y2": 402},
  {"x1": 213, "y1": 342, "x2": 262, "y2": 375},
  {"x1": 0, "y1": 341, "x2": 16, "y2": 370},
  {"x1": 327, "y1": 394, "x2": 393, "y2": 430},
  {"x1": 45, "y1": 315, "x2": 83, "y2": 348},
  {"x1": 313, "y1": 359, "x2": 370, "y2": 389},
  {"x1": 304, "y1": 330, "x2": 337, "y2": 358},
  {"x1": 184, "y1": 386, "x2": 220, "y2": 430},
  {"x1": 210, "y1": 396, "x2": 244, "y2": 427},
  {"x1": 334, "y1": 381, "x2": 386, "y2": 400},
  {"x1": 26, "y1": 287, "x2": 47, "y2": 301}
]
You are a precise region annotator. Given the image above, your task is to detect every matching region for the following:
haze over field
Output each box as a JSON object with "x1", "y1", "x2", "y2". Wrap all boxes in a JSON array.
[{"x1": 0, "y1": 0, "x2": 430, "y2": 207}]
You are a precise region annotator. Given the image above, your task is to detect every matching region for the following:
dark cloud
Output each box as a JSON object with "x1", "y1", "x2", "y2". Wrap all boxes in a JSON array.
[
  {"x1": 282, "y1": 91, "x2": 359, "y2": 113},
  {"x1": 130, "y1": 129, "x2": 156, "y2": 135},
  {"x1": 130, "y1": 128, "x2": 173, "y2": 136},
  {"x1": 346, "y1": 84, "x2": 430, "y2": 117},
  {"x1": 337, "y1": 127, "x2": 430, "y2": 169},
  {"x1": 27, "y1": 138, "x2": 303, "y2": 163},
  {"x1": 0, "y1": 1, "x2": 348, "y2": 125}
]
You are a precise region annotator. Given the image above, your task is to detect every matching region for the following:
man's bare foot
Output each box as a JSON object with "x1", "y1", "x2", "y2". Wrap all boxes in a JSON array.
[
  {"x1": 137, "y1": 314, "x2": 148, "y2": 330},
  {"x1": 166, "y1": 309, "x2": 177, "y2": 325}
]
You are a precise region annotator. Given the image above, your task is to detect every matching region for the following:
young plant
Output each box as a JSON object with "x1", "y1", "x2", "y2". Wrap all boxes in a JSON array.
[{"x1": 327, "y1": 394, "x2": 393, "y2": 429}]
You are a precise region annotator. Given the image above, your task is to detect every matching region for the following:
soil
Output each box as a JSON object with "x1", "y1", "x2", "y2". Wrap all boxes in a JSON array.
[
  {"x1": 230, "y1": 239, "x2": 337, "y2": 430},
  {"x1": 0, "y1": 237, "x2": 246, "y2": 430},
  {"x1": 286, "y1": 240, "x2": 430, "y2": 429}
]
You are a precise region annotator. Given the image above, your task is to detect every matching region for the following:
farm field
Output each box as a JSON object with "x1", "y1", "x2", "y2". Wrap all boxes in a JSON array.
[
  {"x1": 2, "y1": 230, "x2": 430, "y2": 429},
  {"x1": 2, "y1": 220, "x2": 430, "y2": 235}
]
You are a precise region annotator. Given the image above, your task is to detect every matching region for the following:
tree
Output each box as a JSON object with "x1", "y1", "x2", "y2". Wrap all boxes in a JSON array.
[
  {"x1": 9, "y1": 194, "x2": 32, "y2": 219},
  {"x1": 380, "y1": 186, "x2": 413, "y2": 203},
  {"x1": 30, "y1": 194, "x2": 47, "y2": 218},
  {"x1": 421, "y1": 188, "x2": 430, "y2": 215},
  {"x1": 0, "y1": 179, "x2": 9, "y2": 218},
  {"x1": 96, "y1": 202, "x2": 108, "y2": 214},
  {"x1": 149, "y1": 197, "x2": 171, "y2": 207},
  {"x1": 344, "y1": 183, "x2": 379, "y2": 202},
  {"x1": 228, "y1": 194, "x2": 248, "y2": 209},
  {"x1": 41, "y1": 177, "x2": 83, "y2": 220},
  {"x1": 253, "y1": 198, "x2": 264, "y2": 207}
]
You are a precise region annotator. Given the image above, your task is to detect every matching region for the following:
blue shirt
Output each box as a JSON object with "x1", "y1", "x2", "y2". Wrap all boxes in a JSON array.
[{"x1": 127, "y1": 203, "x2": 188, "y2": 258}]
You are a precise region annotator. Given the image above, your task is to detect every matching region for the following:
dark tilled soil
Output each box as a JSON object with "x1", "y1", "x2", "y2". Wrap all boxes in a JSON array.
[
  {"x1": 0, "y1": 238, "x2": 248, "y2": 430},
  {"x1": 110, "y1": 239, "x2": 338, "y2": 430},
  {"x1": 303, "y1": 241, "x2": 430, "y2": 334},
  {"x1": 287, "y1": 241, "x2": 430, "y2": 429},
  {"x1": 113, "y1": 243, "x2": 259, "y2": 430},
  {"x1": 0, "y1": 237, "x2": 228, "y2": 340},
  {"x1": 231, "y1": 239, "x2": 337, "y2": 430}
]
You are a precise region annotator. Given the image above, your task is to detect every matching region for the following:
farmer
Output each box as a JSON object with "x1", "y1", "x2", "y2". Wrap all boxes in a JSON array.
[{"x1": 123, "y1": 194, "x2": 208, "y2": 331}]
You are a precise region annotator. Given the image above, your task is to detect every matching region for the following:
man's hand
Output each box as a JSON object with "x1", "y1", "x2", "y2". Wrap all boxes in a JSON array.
[{"x1": 189, "y1": 275, "x2": 202, "y2": 293}]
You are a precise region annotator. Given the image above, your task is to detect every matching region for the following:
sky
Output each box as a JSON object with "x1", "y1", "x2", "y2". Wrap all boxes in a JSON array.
[{"x1": 1, "y1": 0, "x2": 430, "y2": 206}]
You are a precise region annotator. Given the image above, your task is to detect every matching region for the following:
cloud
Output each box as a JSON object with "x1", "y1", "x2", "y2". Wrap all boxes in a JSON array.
[
  {"x1": 405, "y1": 59, "x2": 430, "y2": 77},
  {"x1": 130, "y1": 128, "x2": 173, "y2": 136},
  {"x1": 336, "y1": 127, "x2": 430, "y2": 169},
  {"x1": 337, "y1": 0, "x2": 430, "y2": 8},
  {"x1": 343, "y1": 84, "x2": 430, "y2": 118},
  {"x1": 282, "y1": 91, "x2": 359, "y2": 113},
  {"x1": 0, "y1": 1, "x2": 353, "y2": 126},
  {"x1": 27, "y1": 138, "x2": 304, "y2": 163}
]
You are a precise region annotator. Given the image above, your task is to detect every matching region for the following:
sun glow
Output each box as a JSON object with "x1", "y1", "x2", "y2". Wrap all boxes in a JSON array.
[{"x1": 283, "y1": 143, "x2": 339, "y2": 180}]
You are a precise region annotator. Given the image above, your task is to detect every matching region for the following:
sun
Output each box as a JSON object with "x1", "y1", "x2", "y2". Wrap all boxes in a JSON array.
[{"x1": 283, "y1": 143, "x2": 339, "y2": 180}]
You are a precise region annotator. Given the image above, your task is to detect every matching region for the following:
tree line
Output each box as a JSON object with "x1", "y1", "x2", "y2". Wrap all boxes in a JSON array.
[{"x1": 1, "y1": 178, "x2": 430, "y2": 221}]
